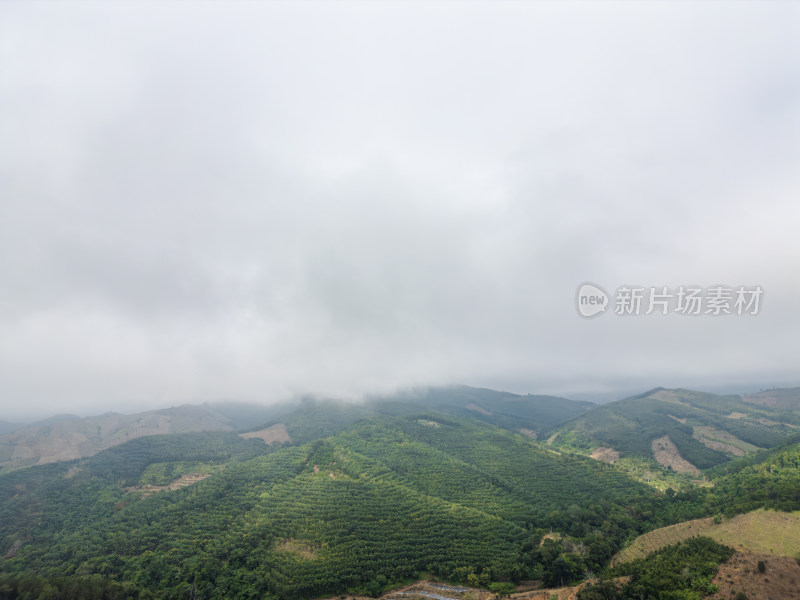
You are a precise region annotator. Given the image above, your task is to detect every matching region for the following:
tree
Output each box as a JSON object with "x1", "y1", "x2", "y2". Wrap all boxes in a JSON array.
[
  {"x1": 577, "y1": 580, "x2": 621, "y2": 600},
  {"x1": 488, "y1": 582, "x2": 515, "y2": 598}
]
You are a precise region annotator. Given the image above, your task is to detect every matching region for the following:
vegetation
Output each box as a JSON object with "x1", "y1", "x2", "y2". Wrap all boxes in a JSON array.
[
  {"x1": 614, "y1": 509, "x2": 800, "y2": 564},
  {"x1": 551, "y1": 388, "x2": 800, "y2": 469},
  {"x1": 0, "y1": 414, "x2": 655, "y2": 599},
  {"x1": 397, "y1": 385, "x2": 594, "y2": 436},
  {"x1": 0, "y1": 388, "x2": 798, "y2": 600},
  {"x1": 579, "y1": 536, "x2": 734, "y2": 600}
]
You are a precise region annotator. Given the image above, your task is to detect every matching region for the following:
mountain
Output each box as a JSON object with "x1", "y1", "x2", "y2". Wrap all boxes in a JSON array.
[
  {"x1": 242, "y1": 385, "x2": 595, "y2": 446},
  {"x1": 742, "y1": 386, "x2": 800, "y2": 410},
  {"x1": 383, "y1": 385, "x2": 595, "y2": 438},
  {"x1": 0, "y1": 385, "x2": 590, "y2": 476},
  {"x1": 549, "y1": 387, "x2": 800, "y2": 475},
  {"x1": 0, "y1": 421, "x2": 25, "y2": 436},
  {"x1": 0, "y1": 403, "x2": 285, "y2": 474},
  {"x1": 582, "y1": 440, "x2": 800, "y2": 600},
  {"x1": 0, "y1": 410, "x2": 653, "y2": 599},
  {"x1": 0, "y1": 392, "x2": 799, "y2": 600},
  {"x1": 27, "y1": 413, "x2": 83, "y2": 427}
]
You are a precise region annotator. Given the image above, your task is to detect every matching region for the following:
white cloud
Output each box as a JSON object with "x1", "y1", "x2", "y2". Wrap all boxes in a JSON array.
[{"x1": 1, "y1": 1, "x2": 799, "y2": 418}]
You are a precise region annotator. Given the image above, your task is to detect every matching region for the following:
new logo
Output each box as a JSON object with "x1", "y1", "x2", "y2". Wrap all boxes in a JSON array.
[{"x1": 576, "y1": 283, "x2": 609, "y2": 318}]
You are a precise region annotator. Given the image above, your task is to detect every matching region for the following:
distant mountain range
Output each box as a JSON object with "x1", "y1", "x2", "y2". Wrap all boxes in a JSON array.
[
  {"x1": 0, "y1": 386, "x2": 591, "y2": 475},
  {"x1": 549, "y1": 387, "x2": 800, "y2": 474},
  {"x1": 3, "y1": 385, "x2": 800, "y2": 477},
  {"x1": 0, "y1": 402, "x2": 287, "y2": 474}
]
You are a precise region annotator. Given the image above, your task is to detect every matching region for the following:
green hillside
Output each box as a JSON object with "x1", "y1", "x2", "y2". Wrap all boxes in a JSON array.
[
  {"x1": 613, "y1": 509, "x2": 800, "y2": 565},
  {"x1": 388, "y1": 385, "x2": 595, "y2": 437},
  {"x1": 550, "y1": 387, "x2": 800, "y2": 473},
  {"x1": 260, "y1": 385, "x2": 594, "y2": 445},
  {"x1": 578, "y1": 441, "x2": 800, "y2": 600},
  {"x1": 0, "y1": 385, "x2": 587, "y2": 477},
  {"x1": 1, "y1": 391, "x2": 799, "y2": 600},
  {"x1": 0, "y1": 412, "x2": 653, "y2": 599}
]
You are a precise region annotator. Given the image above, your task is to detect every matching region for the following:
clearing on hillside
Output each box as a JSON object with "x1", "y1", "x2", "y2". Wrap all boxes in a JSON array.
[
  {"x1": 692, "y1": 425, "x2": 760, "y2": 456},
  {"x1": 126, "y1": 473, "x2": 212, "y2": 496},
  {"x1": 239, "y1": 423, "x2": 291, "y2": 445},
  {"x1": 589, "y1": 446, "x2": 620, "y2": 464},
  {"x1": 614, "y1": 509, "x2": 800, "y2": 565},
  {"x1": 275, "y1": 539, "x2": 319, "y2": 560},
  {"x1": 651, "y1": 435, "x2": 702, "y2": 476},
  {"x1": 709, "y1": 551, "x2": 800, "y2": 600}
]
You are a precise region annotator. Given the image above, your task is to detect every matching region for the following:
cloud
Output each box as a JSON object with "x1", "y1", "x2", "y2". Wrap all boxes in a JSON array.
[{"x1": 1, "y1": 1, "x2": 799, "y2": 418}]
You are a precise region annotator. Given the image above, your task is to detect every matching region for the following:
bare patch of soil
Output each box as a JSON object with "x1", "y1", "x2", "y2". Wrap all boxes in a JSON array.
[
  {"x1": 322, "y1": 580, "x2": 491, "y2": 600},
  {"x1": 322, "y1": 578, "x2": 632, "y2": 600},
  {"x1": 651, "y1": 435, "x2": 701, "y2": 476},
  {"x1": 709, "y1": 551, "x2": 800, "y2": 600},
  {"x1": 275, "y1": 539, "x2": 319, "y2": 560},
  {"x1": 648, "y1": 390, "x2": 692, "y2": 405},
  {"x1": 466, "y1": 403, "x2": 492, "y2": 416},
  {"x1": 589, "y1": 446, "x2": 620, "y2": 464},
  {"x1": 693, "y1": 426, "x2": 758, "y2": 456},
  {"x1": 126, "y1": 473, "x2": 211, "y2": 496},
  {"x1": 668, "y1": 415, "x2": 687, "y2": 424},
  {"x1": 509, "y1": 577, "x2": 630, "y2": 600},
  {"x1": 239, "y1": 423, "x2": 291, "y2": 445},
  {"x1": 539, "y1": 532, "x2": 562, "y2": 546},
  {"x1": 726, "y1": 411, "x2": 798, "y2": 429},
  {"x1": 519, "y1": 428, "x2": 537, "y2": 439}
]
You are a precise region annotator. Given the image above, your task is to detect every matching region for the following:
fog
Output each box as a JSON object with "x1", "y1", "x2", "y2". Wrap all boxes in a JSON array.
[{"x1": 1, "y1": 2, "x2": 799, "y2": 419}]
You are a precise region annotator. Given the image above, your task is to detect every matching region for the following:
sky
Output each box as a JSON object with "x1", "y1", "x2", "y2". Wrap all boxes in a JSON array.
[{"x1": 1, "y1": 1, "x2": 799, "y2": 419}]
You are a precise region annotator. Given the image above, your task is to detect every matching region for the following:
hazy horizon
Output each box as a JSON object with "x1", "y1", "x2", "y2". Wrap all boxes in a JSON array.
[
  {"x1": 2, "y1": 2, "x2": 799, "y2": 420},
  {"x1": 4, "y1": 379, "x2": 800, "y2": 423}
]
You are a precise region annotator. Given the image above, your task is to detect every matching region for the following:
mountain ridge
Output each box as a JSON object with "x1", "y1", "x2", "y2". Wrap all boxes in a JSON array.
[
  {"x1": 549, "y1": 387, "x2": 800, "y2": 479},
  {"x1": 0, "y1": 386, "x2": 592, "y2": 474}
]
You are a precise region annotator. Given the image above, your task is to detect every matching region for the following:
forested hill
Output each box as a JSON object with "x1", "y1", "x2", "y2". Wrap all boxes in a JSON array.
[
  {"x1": 549, "y1": 387, "x2": 800, "y2": 472},
  {"x1": 0, "y1": 412, "x2": 652, "y2": 599},
  {"x1": 255, "y1": 385, "x2": 595, "y2": 445},
  {"x1": 0, "y1": 386, "x2": 591, "y2": 476},
  {"x1": 0, "y1": 403, "x2": 288, "y2": 475},
  {"x1": 1, "y1": 396, "x2": 799, "y2": 600},
  {"x1": 382, "y1": 385, "x2": 595, "y2": 437}
]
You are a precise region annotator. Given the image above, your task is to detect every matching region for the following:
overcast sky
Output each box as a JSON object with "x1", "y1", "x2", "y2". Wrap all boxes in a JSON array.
[{"x1": 1, "y1": 1, "x2": 799, "y2": 419}]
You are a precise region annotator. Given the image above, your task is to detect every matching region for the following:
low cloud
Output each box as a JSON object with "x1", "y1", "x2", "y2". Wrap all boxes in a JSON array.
[{"x1": 1, "y1": 2, "x2": 799, "y2": 418}]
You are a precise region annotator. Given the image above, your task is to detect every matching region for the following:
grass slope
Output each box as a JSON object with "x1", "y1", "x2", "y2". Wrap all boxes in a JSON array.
[{"x1": 614, "y1": 509, "x2": 800, "y2": 565}]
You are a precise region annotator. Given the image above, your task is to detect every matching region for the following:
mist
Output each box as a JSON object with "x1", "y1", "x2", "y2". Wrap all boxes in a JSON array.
[{"x1": 1, "y1": 2, "x2": 799, "y2": 419}]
